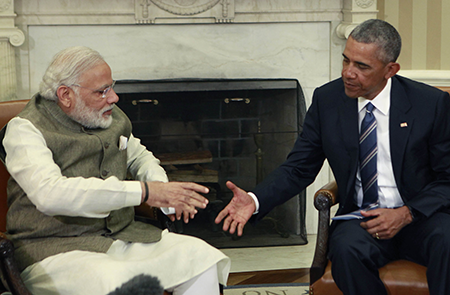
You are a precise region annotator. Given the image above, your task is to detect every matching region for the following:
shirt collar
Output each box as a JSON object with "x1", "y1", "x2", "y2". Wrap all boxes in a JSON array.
[{"x1": 358, "y1": 78, "x2": 391, "y2": 116}]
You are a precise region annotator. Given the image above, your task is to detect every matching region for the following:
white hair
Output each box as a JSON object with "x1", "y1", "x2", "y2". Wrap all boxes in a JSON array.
[{"x1": 39, "y1": 46, "x2": 105, "y2": 101}]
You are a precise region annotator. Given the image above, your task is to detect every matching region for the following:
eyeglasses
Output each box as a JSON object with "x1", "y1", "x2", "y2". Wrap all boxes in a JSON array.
[{"x1": 71, "y1": 80, "x2": 116, "y2": 98}]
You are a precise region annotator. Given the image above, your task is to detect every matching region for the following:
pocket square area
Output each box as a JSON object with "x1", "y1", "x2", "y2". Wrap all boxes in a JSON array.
[{"x1": 119, "y1": 135, "x2": 128, "y2": 150}]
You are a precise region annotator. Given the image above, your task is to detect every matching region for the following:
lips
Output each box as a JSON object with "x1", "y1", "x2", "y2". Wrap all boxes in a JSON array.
[
  {"x1": 103, "y1": 107, "x2": 114, "y2": 117},
  {"x1": 344, "y1": 81, "x2": 358, "y2": 90}
]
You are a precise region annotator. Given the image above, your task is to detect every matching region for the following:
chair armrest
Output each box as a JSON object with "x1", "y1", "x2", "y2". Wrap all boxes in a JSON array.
[
  {"x1": 0, "y1": 233, "x2": 32, "y2": 295},
  {"x1": 134, "y1": 204, "x2": 177, "y2": 232},
  {"x1": 310, "y1": 180, "x2": 338, "y2": 285},
  {"x1": 134, "y1": 203, "x2": 160, "y2": 220},
  {"x1": 314, "y1": 181, "x2": 338, "y2": 209}
]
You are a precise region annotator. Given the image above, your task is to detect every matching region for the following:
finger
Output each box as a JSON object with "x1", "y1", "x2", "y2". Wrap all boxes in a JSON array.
[
  {"x1": 226, "y1": 181, "x2": 237, "y2": 191},
  {"x1": 179, "y1": 182, "x2": 210, "y2": 194},
  {"x1": 367, "y1": 227, "x2": 378, "y2": 236},
  {"x1": 361, "y1": 209, "x2": 381, "y2": 217},
  {"x1": 175, "y1": 205, "x2": 196, "y2": 221},
  {"x1": 226, "y1": 181, "x2": 242, "y2": 195},
  {"x1": 168, "y1": 214, "x2": 175, "y2": 222},
  {"x1": 215, "y1": 208, "x2": 228, "y2": 224},
  {"x1": 237, "y1": 223, "x2": 245, "y2": 237},
  {"x1": 361, "y1": 220, "x2": 378, "y2": 232},
  {"x1": 228, "y1": 219, "x2": 237, "y2": 235},
  {"x1": 181, "y1": 192, "x2": 208, "y2": 208},
  {"x1": 362, "y1": 221, "x2": 382, "y2": 236},
  {"x1": 184, "y1": 210, "x2": 191, "y2": 224},
  {"x1": 222, "y1": 215, "x2": 232, "y2": 232}
]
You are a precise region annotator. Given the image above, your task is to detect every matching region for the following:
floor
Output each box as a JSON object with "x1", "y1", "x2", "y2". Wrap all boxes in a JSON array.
[{"x1": 221, "y1": 234, "x2": 316, "y2": 285}]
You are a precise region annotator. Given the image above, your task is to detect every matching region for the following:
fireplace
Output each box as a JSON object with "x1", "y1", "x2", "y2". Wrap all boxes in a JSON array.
[{"x1": 115, "y1": 78, "x2": 307, "y2": 248}]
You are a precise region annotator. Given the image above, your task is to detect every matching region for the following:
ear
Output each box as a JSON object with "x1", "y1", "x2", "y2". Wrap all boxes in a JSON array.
[
  {"x1": 384, "y1": 62, "x2": 400, "y2": 79},
  {"x1": 56, "y1": 85, "x2": 74, "y2": 109}
]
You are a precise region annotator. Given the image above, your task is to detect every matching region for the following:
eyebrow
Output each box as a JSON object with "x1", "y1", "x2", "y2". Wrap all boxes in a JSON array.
[
  {"x1": 95, "y1": 82, "x2": 113, "y2": 91},
  {"x1": 342, "y1": 53, "x2": 371, "y2": 68}
]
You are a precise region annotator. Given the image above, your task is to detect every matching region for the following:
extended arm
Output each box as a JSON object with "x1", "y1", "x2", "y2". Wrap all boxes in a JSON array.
[
  {"x1": 216, "y1": 89, "x2": 327, "y2": 234},
  {"x1": 4, "y1": 117, "x2": 208, "y2": 221},
  {"x1": 4, "y1": 117, "x2": 143, "y2": 217}
]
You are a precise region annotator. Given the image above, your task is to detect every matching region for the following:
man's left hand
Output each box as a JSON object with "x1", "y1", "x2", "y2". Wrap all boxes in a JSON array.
[{"x1": 360, "y1": 206, "x2": 413, "y2": 239}]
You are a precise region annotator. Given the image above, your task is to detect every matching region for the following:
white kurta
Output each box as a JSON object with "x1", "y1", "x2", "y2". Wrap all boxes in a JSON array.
[{"x1": 19, "y1": 230, "x2": 230, "y2": 294}]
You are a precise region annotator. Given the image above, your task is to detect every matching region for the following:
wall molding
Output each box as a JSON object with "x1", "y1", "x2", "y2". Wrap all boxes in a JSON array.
[
  {"x1": 135, "y1": 0, "x2": 234, "y2": 24},
  {"x1": 0, "y1": 0, "x2": 23, "y2": 101},
  {"x1": 398, "y1": 70, "x2": 450, "y2": 87},
  {"x1": 336, "y1": 0, "x2": 378, "y2": 39}
]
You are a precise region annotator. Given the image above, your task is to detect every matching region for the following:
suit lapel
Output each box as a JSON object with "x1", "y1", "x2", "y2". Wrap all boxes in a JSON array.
[
  {"x1": 389, "y1": 77, "x2": 413, "y2": 190},
  {"x1": 338, "y1": 93, "x2": 359, "y2": 197}
]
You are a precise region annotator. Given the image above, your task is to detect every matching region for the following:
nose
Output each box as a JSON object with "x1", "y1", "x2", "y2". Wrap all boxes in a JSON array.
[
  {"x1": 342, "y1": 64, "x2": 356, "y2": 79},
  {"x1": 107, "y1": 89, "x2": 119, "y2": 104}
]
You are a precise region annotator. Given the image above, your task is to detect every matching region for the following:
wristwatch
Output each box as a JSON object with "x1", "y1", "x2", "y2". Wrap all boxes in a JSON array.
[{"x1": 406, "y1": 205, "x2": 417, "y2": 222}]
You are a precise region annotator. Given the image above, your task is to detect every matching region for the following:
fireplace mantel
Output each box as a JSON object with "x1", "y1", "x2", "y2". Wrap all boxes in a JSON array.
[{"x1": 4, "y1": 0, "x2": 383, "y2": 102}]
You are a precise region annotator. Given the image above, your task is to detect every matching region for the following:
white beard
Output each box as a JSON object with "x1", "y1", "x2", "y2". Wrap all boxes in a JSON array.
[{"x1": 69, "y1": 95, "x2": 114, "y2": 129}]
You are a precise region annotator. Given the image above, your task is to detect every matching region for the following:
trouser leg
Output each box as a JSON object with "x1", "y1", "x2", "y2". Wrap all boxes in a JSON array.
[
  {"x1": 396, "y1": 212, "x2": 450, "y2": 295},
  {"x1": 328, "y1": 219, "x2": 397, "y2": 295}
]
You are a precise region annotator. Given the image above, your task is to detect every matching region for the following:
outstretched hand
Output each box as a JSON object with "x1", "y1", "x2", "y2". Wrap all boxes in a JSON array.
[
  {"x1": 144, "y1": 181, "x2": 209, "y2": 223},
  {"x1": 214, "y1": 181, "x2": 256, "y2": 236}
]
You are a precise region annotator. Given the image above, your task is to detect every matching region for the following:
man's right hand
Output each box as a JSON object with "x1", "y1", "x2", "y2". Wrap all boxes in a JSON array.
[
  {"x1": 143, "y1": 181, "x2": 209, "y2": 223},
  {"x1": 214, "y1": 181, "x2": 256, "y2": 236}
]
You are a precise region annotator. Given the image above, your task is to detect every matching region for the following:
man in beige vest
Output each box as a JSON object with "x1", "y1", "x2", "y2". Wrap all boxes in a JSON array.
[{"x1": 2, "y1": 46, "x2": 230, "y2": 295}]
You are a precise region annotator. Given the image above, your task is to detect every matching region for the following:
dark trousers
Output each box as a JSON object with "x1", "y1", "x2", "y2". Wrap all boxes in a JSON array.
[{"x1": 328, "y1": 212, "x2": 450, "y2": 295}]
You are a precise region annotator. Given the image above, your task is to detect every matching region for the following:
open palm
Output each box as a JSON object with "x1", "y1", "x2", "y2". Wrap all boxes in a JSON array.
[{"x1": 215, "y1": 181, "x2": 256, "y2": 236}]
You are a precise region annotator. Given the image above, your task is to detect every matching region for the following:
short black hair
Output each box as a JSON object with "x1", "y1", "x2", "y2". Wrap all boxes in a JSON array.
[{"x1": 349, "y1": 19, "x2": 402, "y2": 64}]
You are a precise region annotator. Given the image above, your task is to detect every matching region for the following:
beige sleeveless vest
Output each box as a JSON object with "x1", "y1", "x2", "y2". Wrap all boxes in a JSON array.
[{"x1": 6, "y1": 95, "x2": 162, "y2": 271}]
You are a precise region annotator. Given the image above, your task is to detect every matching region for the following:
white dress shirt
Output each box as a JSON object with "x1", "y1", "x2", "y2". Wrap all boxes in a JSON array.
[
  {"x1": 3, "y1": 116, "x2": 169, "y2": 218},
  {"x1": 356, "y1": 78, "x2": 403, "y2": 208}
]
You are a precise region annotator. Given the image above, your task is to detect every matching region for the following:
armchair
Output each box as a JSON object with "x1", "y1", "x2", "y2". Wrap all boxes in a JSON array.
[
  {"x1": 309, "y1": 181, "x2": 429, "y2": 295},
  {"x1": 0, "y1": 100, "x2": 32, "y2": 295}
]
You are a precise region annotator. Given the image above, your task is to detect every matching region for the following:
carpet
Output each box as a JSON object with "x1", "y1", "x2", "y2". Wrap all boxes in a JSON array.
[{"x1": 224, "y1": 283, "x2": 309, "y2": 294}]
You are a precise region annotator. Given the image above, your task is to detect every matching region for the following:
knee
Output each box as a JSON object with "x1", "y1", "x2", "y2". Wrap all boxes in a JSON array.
[
  {"x1": 328, "y1": 224, "x2": 381, "y2": 264},
  {"x1": 328, "y1": 232, "x2": 362, "y2": 263},
  {"x1": 426, "y1": 228, "x2": 450, "y2": 256},
  {"x1": 423, "y1": 213, "x2": 450, "y2": 251}
]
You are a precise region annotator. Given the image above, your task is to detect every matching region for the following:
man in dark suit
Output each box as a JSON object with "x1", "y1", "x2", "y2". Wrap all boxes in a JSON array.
[{"x1": 215, "y1": 19, "x2": 450, "y2": 295}]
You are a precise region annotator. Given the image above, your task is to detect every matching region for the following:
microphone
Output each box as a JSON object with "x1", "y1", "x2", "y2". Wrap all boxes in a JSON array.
[{"x1": 107, "y1": 274, "x2": 164, "y2": 295}]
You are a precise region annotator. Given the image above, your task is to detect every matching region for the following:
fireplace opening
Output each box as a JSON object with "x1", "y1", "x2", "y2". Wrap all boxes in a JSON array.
[{"x1": 115, "y1": 78, "x2": 307, "y2": 248}]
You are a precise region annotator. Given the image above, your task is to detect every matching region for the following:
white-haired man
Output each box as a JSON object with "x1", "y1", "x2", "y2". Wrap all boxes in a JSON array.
[{"x1": 2, "y1": 46, "x2": 230, "y2": 295}]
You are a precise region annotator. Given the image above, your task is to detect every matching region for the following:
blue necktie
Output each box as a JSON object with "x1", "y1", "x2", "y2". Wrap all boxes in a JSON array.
[{"x1": 359, "y1": 103, "x2": 379, "y2": 208}]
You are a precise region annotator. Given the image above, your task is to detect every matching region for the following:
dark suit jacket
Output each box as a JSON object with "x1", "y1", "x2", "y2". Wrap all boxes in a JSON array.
[{"x1": 252, "y1": 75, "x2": 450, "y2": 221}]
